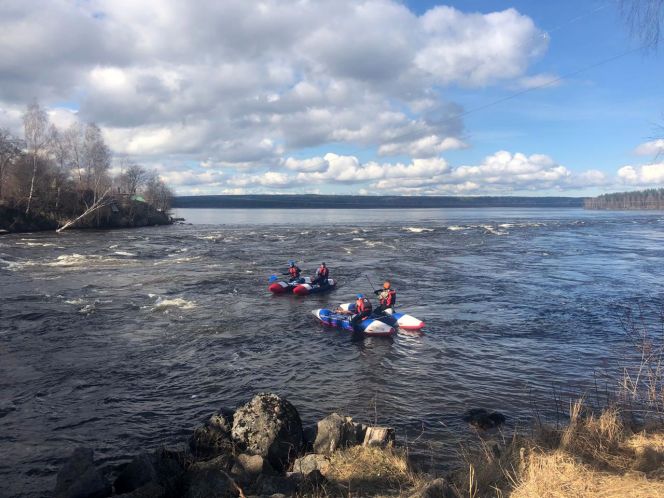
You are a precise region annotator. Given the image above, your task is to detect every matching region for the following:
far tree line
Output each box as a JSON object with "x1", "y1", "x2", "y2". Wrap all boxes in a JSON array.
[
  {"x1": 585, "y1": 188, "x2": 664, "y2": 210},
  {"x1": 0, "y1": 101, "x2": 173, "y2": 225}
]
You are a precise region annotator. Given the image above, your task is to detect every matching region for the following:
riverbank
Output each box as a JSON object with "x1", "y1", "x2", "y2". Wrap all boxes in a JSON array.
[
  {"x1": 0, "y1": 202, "x2": 172, "y2": 234},
  {"x1": 52, "y1": 393, "x2": 664, "y2": 498}
]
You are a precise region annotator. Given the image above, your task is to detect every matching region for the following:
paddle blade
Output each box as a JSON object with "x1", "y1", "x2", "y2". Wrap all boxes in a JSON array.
[{"x1": 268, "y1": 275, "x2": 278, "y2": 282}]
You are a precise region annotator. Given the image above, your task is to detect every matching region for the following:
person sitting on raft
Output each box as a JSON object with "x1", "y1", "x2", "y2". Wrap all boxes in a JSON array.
[
  {"x1": 350, "y1": 293, "x2": 373, "y2": 329},
  {"x1": 283, "y1": 260, "x2": 301, "y2": 283},
  {"x1": 374, "y1": 280, "x2": 397, "y2": 314},
  {"x1": 311, "y1": 262, "x2": 329, "y2": 286}
]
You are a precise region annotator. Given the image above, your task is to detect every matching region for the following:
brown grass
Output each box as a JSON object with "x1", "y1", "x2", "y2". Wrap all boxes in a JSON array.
[
  {"x1": 449, "y1": 401, "x2": 664, "y2": 498},
  {"x1": 299, "y1": 445, "x2": 425, "y2": 497}
]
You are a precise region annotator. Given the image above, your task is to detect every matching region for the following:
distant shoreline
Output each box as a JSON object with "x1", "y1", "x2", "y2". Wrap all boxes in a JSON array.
[{"x1": 173, "y1": 194, "x2": 584, "y2": 209}]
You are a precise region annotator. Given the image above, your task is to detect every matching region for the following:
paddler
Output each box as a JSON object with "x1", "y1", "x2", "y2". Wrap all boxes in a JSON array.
[
  {"x1": 283, "y1": 260, "x2": 301, "y2": 283},
  {"x1": 311, "y1": 262, "x2": 329, "y2": 286},
  {"x1": 350, "y1": 293, "x2": 373, "y2": 329},
  {"x1": 374, "y1": 280, "x2": 397, "y2": 314}
]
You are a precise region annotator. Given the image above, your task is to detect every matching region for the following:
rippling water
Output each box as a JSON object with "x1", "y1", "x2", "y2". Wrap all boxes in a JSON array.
[{"x1": 1, "y1": 207, "x2": 664, "y2": 497}]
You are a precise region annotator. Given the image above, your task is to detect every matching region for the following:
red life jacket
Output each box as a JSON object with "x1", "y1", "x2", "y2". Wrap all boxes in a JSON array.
[
  {"x1": 288, "y1": 266, "x2": 300, "y2": 278},
  {"x1": 380, "y1": 289, "x2": 396, "y2": 307},
  {"x1": 317, "y1": 266, "x2": 329, "y2": 278},
  {"x1": 356, "y1": 297, "x2": 372, "y2": 313}
]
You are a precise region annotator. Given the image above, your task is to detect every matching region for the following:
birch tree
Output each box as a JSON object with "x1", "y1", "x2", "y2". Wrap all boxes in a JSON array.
[{"x1": 23, "y1": 102, "x2": 50, "y2": 214}]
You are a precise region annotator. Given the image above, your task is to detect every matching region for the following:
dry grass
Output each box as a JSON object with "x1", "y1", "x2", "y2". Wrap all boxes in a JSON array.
[
  {"x1": 449, "y1": 401, "x2": 664, "y2": 498},
  {"x1": 511, "y1": 450, "x2": 664, "y2": 498},
  {"x1": 303, "y1": 445, "x2": 424, "y2": 497}
]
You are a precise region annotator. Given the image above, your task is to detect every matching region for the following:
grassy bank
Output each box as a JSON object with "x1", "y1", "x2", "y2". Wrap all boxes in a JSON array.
[{"x1": 311, "y1": 403, "x2": 664, "y2": 497}]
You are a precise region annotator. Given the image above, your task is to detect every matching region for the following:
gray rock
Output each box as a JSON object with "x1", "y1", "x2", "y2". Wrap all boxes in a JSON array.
[
  {"x1": 183, "y1": 456, "x2": 238, "y2": 498},
  {"x1": 409, "y1": 478, "x2": 455, "y2": 498},
  {"x1": 291, "y1": 454, "x2": 331, "y2": 476},
  {"x1": 313, "y1": 413, "x2": 357, "y2": 455},
  {"x1": 113, "y1": 449, "x2": 184, "y2": 496},
  {"x1": 190, "y1": 412, "x2": 234, "y2": 461},
  {"x1": 254, "y1": 474, "x2": 298, "y2": 496},
  {"x1": 231, "y1": 393, "x2": 303, "y2": 472},
  {"x1": 55, "y1": 447, "x2": 112, "y2": 498},
  {"x1": 462, "y1": 409, "x2": 506, "y2": 429},
  {"x1": 231, "y1": 453, "x2": 276, "y2": 485}
]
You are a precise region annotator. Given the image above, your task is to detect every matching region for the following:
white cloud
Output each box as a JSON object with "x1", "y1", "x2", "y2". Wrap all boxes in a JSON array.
[
  {"x1": 514, "y1": 73, "x2": 561, "y2": 90},
  {"x1": 618, "y1": 162, "x2": 664, "y2": 184},
  {"x1": 0, "y1": 0, "x2": 551, "y2": 176},
  {"x1": 635, "y1": 139, "x2": 664, "y2": 156}
]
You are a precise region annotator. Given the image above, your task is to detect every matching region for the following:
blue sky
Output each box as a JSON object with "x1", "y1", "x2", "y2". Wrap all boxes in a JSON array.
[{"x1": 0, "y1": 0, "x2": 662, "y2": 196}]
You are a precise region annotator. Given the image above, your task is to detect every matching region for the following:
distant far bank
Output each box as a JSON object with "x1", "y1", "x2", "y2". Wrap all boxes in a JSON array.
[{"x1": 173, "y1": 195, "x2": 584, "y2": 209}]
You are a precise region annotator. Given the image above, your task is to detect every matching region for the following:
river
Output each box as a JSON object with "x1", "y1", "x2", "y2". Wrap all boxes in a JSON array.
[{"x1": 1, "y1": 208, "x2": 663, "y2": 497}]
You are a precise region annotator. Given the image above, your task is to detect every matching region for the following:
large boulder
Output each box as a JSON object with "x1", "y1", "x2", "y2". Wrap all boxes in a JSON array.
[
  {"x1": 291, "y1": 454, "x2": 331, "y2": 477},
  {"x1": 182, "y1": 456, "x2": 238, "y2": 498},
  {"x1": 55, "y1": 447, "x2": 112, "y2": 498},
  {"x1": 230, "y1": 453, "x2": 276, "y2": 485},
  {"x1": 113, "y1": 449, "x2": 185, "y2": 496},
  {"x1": 313, "y1": 413, "x2": 359, "y2": 455},
  {"x1": 189, "y1": 411, "x2": 234, "y2": 461},
  {"x1": 231, "y1": 393, "x2": 303, "y2": 471}
]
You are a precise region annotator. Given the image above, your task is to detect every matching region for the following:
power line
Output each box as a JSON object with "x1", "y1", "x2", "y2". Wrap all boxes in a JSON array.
[{"x1": 455, "y1": 44, "x2": 645, "y2": 119}]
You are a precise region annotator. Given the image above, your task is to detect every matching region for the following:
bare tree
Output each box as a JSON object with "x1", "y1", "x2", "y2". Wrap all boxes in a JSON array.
[
  {"x1": 0, "y1": 128, "x2": 24, "y2": 203},
  {"x1": 621, "y1": 0, "x2": 664, "y2": 49},
  {"x1": 23, "y1": 101, "x2": 50, "y2": 214},
  {"x1": 121, "y1": 163, "x2": 148, "y2": 196},
  {"x1": 82, "y1": 123, "x2": 111, "y2": 205},
  {"x1": 144, "y1": 173, "x2": 173, "y2": 212}
]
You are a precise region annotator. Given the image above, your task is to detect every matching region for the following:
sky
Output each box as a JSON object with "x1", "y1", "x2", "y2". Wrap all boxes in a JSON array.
[{"x1": 0, "y1": 0, "x2": 663, "y2": 196}]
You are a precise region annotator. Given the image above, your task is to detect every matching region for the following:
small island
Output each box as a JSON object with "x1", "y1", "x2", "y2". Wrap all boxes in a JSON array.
[{"x1": 0, "y1": 103, "x2": 173, "y2": 234}]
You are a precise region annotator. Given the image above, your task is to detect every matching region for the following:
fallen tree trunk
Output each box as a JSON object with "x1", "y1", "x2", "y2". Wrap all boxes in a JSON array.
[{"x1": 56, "y1": 189, "x2": 110, "y2": 233}]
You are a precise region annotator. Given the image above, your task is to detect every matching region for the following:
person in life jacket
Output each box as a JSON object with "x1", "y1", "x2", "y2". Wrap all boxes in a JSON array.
[
  {"x1": 351, "y1": 293, "x2": 373, "y2": 329},
  {"x1": 283, "y1": 260, "x2": 301, "y2": 283},
  {"x1": 374, "y1": 280, "x2": 397, "y2": 314},
  {"x1": 311, "y1": 262, "x2": 329, "y2": 286}
]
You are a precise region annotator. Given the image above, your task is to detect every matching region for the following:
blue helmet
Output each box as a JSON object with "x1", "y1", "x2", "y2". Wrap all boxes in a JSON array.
[
  {"x1": 357, "y1": 293, "x2": 364, "y2": 298},
  {"x1": 288, "y1": 260, "x2": 295, "y2": 266}
]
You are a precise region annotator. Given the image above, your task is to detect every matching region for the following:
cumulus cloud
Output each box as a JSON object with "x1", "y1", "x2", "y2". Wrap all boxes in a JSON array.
[
  {"x1": 634, "y1": 139, "x2": 664, "y2": 157},
  {"x1": 618, "y1": 163, "x2": 664, "y2": 184},
  {"x1": 0, "y1": 0, "x2": 550, "y2": 177},
  {"x1": 164, "y1": 150, "x2": 602, "y2": 195}
]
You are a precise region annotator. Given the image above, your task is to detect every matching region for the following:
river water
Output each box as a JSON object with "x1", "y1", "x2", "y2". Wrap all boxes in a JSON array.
[{"x1": 1, "y1": 207, "x2": 663, "y2": 497}]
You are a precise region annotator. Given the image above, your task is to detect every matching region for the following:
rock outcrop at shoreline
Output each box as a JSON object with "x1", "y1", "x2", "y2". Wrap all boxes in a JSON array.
[
  {"x1": 0, "y1": 202, "x2": 172, "y2": 234},
  {"x1": 54, "y1": 393, "x2": 402, "y2": 498}
]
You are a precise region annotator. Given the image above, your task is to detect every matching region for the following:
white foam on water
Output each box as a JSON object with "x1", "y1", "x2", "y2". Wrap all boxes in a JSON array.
[
  {"x1": 447, "y1": 225, "x2": 466, "y2": 231},
  {"x1": 109, "y1": 244, "x2": 119, "y2": 249},
  {"x1": 65, "y1": 298, "x2": 86, "y2": 305},
  {"x1": 15, "y1": 241, "x2": 58, "y2": 247},
  {"x1": 403, "y1": 227, "x2": 434, "y2": 233},
  {"x1": 152, "y1": 297, "x2": 196, "y2": 311},
  {"x1": 480, "y1": 225, "x2": 507, "y2": 235},
  {"x1": 114, "y1": 251, "x2": 137, "y2": 257}
]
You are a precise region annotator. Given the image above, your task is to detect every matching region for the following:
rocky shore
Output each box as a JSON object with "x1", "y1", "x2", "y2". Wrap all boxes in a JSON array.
[
  {"x1": 0, "y1": 202, "x2": 172, "y2": 234},
  {"x1": 52, "y1": 392, "x2": 446, "y2": 498}
]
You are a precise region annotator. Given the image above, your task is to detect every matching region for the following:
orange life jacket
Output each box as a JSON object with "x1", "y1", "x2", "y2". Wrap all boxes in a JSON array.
[
  {"x1": 380, "y1": 289, "x2": 396, "y2": 307},
  {"x1": 356, "y1": 297, "x2": 372, "y2": 314}
]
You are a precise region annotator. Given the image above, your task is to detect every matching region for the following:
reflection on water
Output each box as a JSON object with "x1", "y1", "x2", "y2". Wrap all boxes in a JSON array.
[{"x1": 1, "y1": 208, "x2": 664, "y2": 496}]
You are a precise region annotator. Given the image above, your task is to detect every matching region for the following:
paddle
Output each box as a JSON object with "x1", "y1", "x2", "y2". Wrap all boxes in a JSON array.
[{"x1": 268, "y1": 275, "x2": 278, "y2": 282}]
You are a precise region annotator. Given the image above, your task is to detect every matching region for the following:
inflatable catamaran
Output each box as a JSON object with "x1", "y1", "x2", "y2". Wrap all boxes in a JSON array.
[
  {"x1": 268, "y1": 276, "x2": 336, "y2": 295},
  {"x1": 311, "y1": 308, "x2": 396, "y2": 336},
  {"x1": 337, "y1": 303, "x2": 425, "y2": 331}
]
